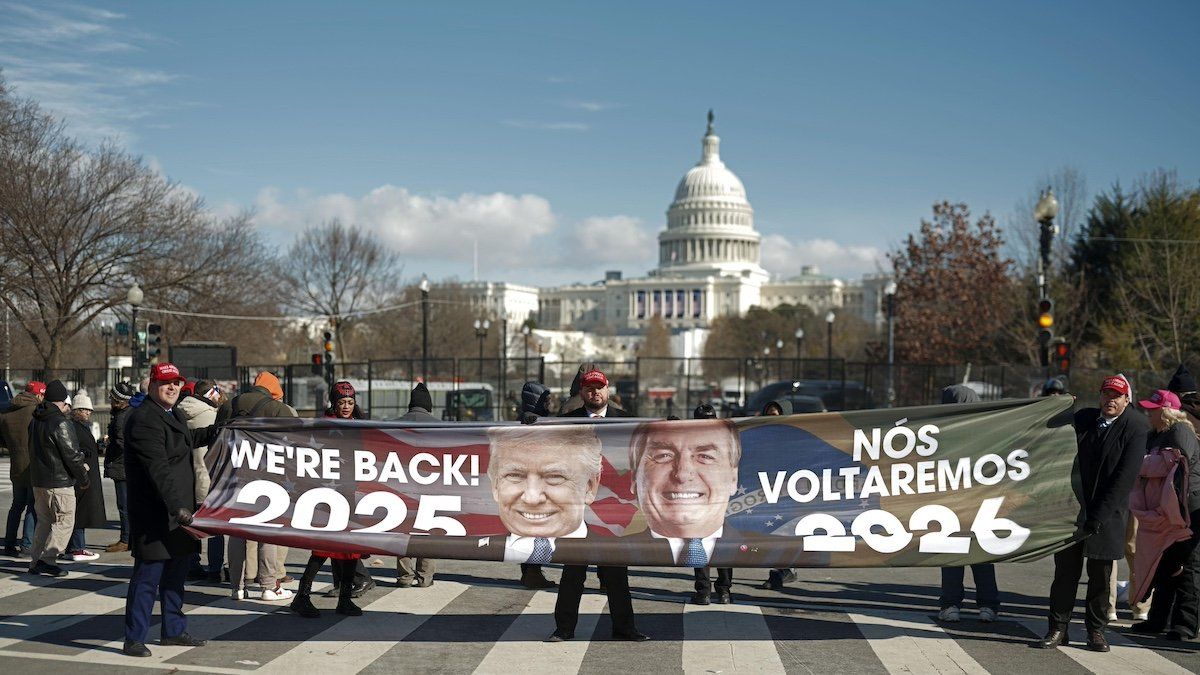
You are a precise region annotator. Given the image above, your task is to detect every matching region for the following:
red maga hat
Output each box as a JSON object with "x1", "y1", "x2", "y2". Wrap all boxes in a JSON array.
[
  {"x1": 24, "y1": 381, "x2": 46, "y2": 396},
  {"x1": 581, "y1": 370, "x2": 608, "y2": 388},
  {"x1": 150, "y1": 363, "x2": 185, "y2": 384},
  {"x1": 1100, "y1": 375, "x2": 1130, "y2": 396}
]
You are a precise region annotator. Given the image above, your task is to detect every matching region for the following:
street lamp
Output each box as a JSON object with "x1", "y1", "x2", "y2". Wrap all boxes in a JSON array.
[
  {"x1": 1034, "y1": 187, "x2": 1059, "y2": 375},
  {"x1": 521, "y1": 324, "x2": 531, "y2": 381},
  {"x1": 419, "y1": 274, "x2": 430, "y2": 381},
  {"x1": 127, "y1": 283, "x2": 143, "y2": 382},
  {"x1": 101, "y1": 323, "x2": 113, "y2": 390},
  {"x1": 794, "y1": 327, "x2": 804, "y2": 379},
  {"x1": 775, "y1": 338, "x2": 784, "y2": 383},
  {"x1": 884, "y1": 280, "x2": 898, "y2": 407},
  {"x1": 825, "y1": 310, "x2": 835, "y2": 381},
  {"x1": 474, "y1": 318, "x2": 490, "y2": 383}
]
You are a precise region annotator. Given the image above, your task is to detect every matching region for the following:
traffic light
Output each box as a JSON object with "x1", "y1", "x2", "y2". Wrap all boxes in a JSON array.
[
  {"x1": 1053, "y1": 341, "x2": 1071, "y2": 376},
  {"x1": 323, "y1": 331, "x2": 335, "y2": 364},
  {"x1": 147, "y1": 324, "x2": 162, "y2": 364},
  {"x1": 1036, "y1": 298, "x2": 1054, "y2": 345},
  {"x1": 135, "y1": 329, "x2": 147, "y2": 368},
  {"x1": 310, "y1": 353, "x2": 323, "y2": 375}
]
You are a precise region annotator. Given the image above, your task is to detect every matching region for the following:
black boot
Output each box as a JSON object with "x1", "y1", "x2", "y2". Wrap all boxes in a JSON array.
[
  {"x1": 335, "y1": 560, "x2": 362, "y2": 616},
  {"x1": 293, "y1": 554, "x2": 324, "y2": 617}
]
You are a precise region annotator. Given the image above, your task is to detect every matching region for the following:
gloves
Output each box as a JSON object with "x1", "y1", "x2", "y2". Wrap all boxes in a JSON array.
[
  {"x1": 521, "y1": 382, "x2": 551, "y2": 417},
  {"x1": 520, "y1": 411, "x2": 539, "y2": 425},
  {"x1": 174, "y1": 508, "x2": 194, "y2": 526}
]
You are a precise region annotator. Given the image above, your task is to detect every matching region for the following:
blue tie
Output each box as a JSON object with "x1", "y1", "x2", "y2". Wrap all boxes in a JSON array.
[
  {"x1": 679, "y1": 538, "x2": 708, "y2": 567},
  {"x1": 527, "y1": 537, "x2": 553, "y2": 564}
]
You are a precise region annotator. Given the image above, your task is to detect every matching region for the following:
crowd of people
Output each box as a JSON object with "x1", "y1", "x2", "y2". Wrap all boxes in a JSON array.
[{"x1": 1, "y1": 359, "x2": 1199, "y2": 656}]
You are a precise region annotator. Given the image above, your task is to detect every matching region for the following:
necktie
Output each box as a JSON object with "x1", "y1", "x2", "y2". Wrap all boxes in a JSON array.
[
  {"x1": 1098, "y1": 417, "x2": 1111, "y2": 430},
  {"x1": 679, "y1": 537, "x2": 708, "y2": 567},
  {"x1": 527, "y1": 537, "x2": 553, "y2": 564}
]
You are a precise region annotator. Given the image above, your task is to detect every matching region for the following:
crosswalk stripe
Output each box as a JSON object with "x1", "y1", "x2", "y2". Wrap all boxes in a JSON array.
[
  {"x1": 682, "y1": 602, "x2": 787, "y2": 674},
  {"x1": 0, "y1": 647, "x2": 255, "y2": 674},
  {"x1": 265, "y1": 580, "x2": 471, "y2": 674},
  {"x1": 0, "y1": 562, "x2": 126, "y2": 603},
  {"x1": 0, "y1": 578, "x2": 130, "y2": 650},
  {"x1": 848, "y1": 610, "x2": 989, "y2": 674},
  {"x1": 473, "y1": 588, "x2": 607, "y2": 674},
  {"x1": 1014, "y1": 618, "x2": 1193, "y2": 675}
]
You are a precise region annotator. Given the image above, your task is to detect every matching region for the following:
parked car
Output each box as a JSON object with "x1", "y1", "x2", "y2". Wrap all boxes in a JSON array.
[{"x1": 741, "y1": 379, "x2": 876, "y2": 415}]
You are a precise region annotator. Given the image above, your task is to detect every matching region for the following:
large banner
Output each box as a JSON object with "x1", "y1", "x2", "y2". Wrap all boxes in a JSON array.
[{"x1": 193, "y1": 396, "x2": 1081, "y2": 568}]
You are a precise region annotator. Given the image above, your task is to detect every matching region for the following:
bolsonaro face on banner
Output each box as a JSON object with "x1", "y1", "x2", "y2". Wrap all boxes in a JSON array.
[
  {"x1": 487, "y1": 425, "x2": 602, "y2": 539},
  {"x1": 629, "y1": 419, "x2": 741, "y2": 539}
]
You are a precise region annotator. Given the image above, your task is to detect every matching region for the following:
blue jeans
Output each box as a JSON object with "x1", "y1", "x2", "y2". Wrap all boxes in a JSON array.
[
  {"x1": 68, "y1": 528, "x2": 86, "y2": 552},
  {"x1": 940, "y1": 564, "x2": 999, "y2": 610},
  {"x1": 112, "y1": 480, "x2": 129, "y2": 543},
  {"x1": 124, "y1": 556, "x2": 190, "y2": 643},
  {"x1": 4, "y1": 483, "x2": 36, "y2": 549}
]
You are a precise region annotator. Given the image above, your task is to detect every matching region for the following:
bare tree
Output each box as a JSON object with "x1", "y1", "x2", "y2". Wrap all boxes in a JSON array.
[
  {"x1": 277, "y1": 219, "x2": 402, "y2": 362},
  {"x1": 0, "y1": 76, "x2": 259, "y2": 368}
]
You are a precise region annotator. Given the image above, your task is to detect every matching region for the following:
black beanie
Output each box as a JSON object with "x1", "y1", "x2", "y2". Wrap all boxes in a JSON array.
[
  {"x1": 45, "y1": 380, "x2": 69, "y2": 403},
  {"x1": 409, "y1": 382, "x2": 433, "y2": 412},
  {"x1": 1169, "y1": 365, "x2": 1197, "y2": 394}
]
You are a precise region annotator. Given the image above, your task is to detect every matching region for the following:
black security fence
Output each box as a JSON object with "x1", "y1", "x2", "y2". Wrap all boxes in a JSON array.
[{"x1": 2, "y1": 359, "x2": 1176, "y2": 426}]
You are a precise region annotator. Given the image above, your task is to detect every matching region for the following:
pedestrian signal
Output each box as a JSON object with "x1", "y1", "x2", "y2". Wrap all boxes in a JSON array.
[{"x1": 1053, "y1": 341, "x2": 1071, "y2": 376}]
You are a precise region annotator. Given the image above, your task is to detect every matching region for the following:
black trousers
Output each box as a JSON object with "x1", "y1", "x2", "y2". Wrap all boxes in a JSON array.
[
  {"x1": 554, "y1": 565, "x2": 635, "y2": 636},
  {"x1": 1146, "y1": 510, "x2": 1200, "y2": 636},
  {"x1": 1048, "y1": 540, "x2": 1114, "y2": 631},
  {"x1": 694, "y1": 567, "x2": 732, "y2": 595}
]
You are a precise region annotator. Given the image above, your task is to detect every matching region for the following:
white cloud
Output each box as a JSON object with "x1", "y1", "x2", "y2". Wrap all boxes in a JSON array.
[
  {"x1": 760, "y1": 234, "x2": 885, "y2": 280},
  {"x1": 0, "y1": 3, "x2": 173, "y2": 143},
  {"x1": 562, "y1": 100, "x2": 622, "y2": 112},
  {"x1": 570, "y1": 216, "x2": 656, "y2": 267},
  {"x1": 251, "y1": 185, "x2": 559, "y2": 269}
]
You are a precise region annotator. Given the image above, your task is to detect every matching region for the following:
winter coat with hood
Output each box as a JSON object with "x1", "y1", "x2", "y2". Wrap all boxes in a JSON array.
[
  {"x1": 177, "y1": 394, "x2": 219, "y2": 503},
  {"x1": 1150, "y1": 421, "x2": 1200, "y2": 513},
  {"x1": 399, "y1": 383, "x2": 436, "y2": 422},
  {"x1": 29, "y1": 402, "x2": 89, "y2": 489},
  {"x1": 0, "y1": 391, "x2": 40, "y2": 487},
  {"x1": 215, "y1": 372, "x2": 297, "y2": 424},
  {"x1": 104, "y1": 404, "x2": 132, "y2": 481},
  {"x1": 72, "y1": 417, "x2": 107, "y2": 529}
]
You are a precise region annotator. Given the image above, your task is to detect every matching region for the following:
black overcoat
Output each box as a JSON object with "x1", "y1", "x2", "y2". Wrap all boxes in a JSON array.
[
  {"x1": 72, "y1": 419, "x2": 107, "y2": 530},
  {"x1": 124, "y1": 400, "x2": 216, "y2": 560},
  {"x1": 1074, "y1": 405, "x2": 1150, "y2": 560}
]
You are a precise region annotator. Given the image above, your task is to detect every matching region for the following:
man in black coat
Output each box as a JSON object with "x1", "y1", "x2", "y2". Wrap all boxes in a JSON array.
[
  {"x1": 549, "y1": 369, "x2": 647, "y2": 642},
  {"x1": 1040, "y1": 374, "x2": 1150, "y2": 652},
  {"x1": 121, "y1": 363, "x2": 219, "y2": 658},
  {"x1": 27, "y1": 380, "x2": 89, "y2": 577}
]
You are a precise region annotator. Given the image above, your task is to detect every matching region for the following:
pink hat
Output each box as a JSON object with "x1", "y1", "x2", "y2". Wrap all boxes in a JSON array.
[{"x1": 1139, "y1": 389, "x2": 1181, "y2": 410}]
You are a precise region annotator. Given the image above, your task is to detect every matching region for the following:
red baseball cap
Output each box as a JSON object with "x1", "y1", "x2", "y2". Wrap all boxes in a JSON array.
[
  {"x1": 1100, "y1": 376, "x2": 1130, "y2": 396},
  {"x1": 150, "y1": 363, "x2": 185, "y2": 384},
  {"x1": 581, "y1": 370, "x2": 608, "y2": 388},
  {"x1": 25, "y1": 381, "x2": 46, "y2": 396},
  {"x1": 1140, "y1": 389, "x2": 1181, "y2": 410}
]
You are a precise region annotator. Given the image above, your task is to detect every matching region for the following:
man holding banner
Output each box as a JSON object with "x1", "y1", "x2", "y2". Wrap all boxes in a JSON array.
[{"x1": 1041, "y1": 375, "x2": 1149, "y2": 653}]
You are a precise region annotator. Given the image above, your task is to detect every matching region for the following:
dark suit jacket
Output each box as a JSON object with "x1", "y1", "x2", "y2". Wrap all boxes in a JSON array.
[
  {"x1": 1073, "y1": 405, "x2": 1150, "y2": 560},
  {"x1": 125, "y1": 401, "x2": 218, "y2": 560},
  {"x1": 559, "y1": 406, "x2": 631, "y2": 418}
]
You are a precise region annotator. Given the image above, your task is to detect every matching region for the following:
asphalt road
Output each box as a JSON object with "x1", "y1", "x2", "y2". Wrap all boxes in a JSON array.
[{"x1": 0, "y1": 462, "x2": 1197, "y2": 674}]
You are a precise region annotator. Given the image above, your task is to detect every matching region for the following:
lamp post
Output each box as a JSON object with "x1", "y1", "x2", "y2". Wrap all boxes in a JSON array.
[
  {"x1": 762, "y1": 346, "x2": 771, "y2": 384},
  {"x1": 101, "y1": 322, "x2": 113, "y2": 390},
  {"x1": 825, "y1": 310, "x2": 835, "y2": 381},
  {"x1": 521, "y1": 324, "x2": 531, "y2": 381},
  {"x1": 794, "y1": 327, "x2": 804, "y2": 379},
  {"x1": 474, "y1": 318, "x2": 490, "y2": 383},
  {"x1": 884, "y1": 280, "x2": 897, "y2": 407},
  {"x1": 127, "y1": 283, "x2": 143, "y2": 382},
  {"x1": 775, "y1": 338, "x2": 784, "y2": 384},
  {"x1": 419, "y1": 274, "x2": 430, "y2": 382}
]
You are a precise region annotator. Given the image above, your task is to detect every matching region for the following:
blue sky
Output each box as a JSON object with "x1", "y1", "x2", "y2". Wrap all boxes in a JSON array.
[{"x1": 2, "y1": 1, "x2": 1197, "y2": 286}]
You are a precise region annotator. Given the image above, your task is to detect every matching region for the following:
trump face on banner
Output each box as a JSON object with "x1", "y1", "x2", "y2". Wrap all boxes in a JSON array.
[{"x1": 485, "y1": 425, "x2": 602, "y2": 563}]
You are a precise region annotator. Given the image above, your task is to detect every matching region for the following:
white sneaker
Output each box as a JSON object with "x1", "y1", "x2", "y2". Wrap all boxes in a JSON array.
[
  {"x1": 1133, "y1": 611, "x2": 1149, "y2": 621},
  {"x1": 261, "y1": 587, "x2": 294, "y2": 601},
  {"x1": 979, "y1": 607, "x2": 997, "y2": 623},
  {"x1": 231, "y1": 588, "x2": 246, "y2": 600},
  {"x1": 938, "y1": 606, "x2": 960, "y2": 622},
  {"x1": 69, "y1": 550, "x2": 100, "y2": 561},
  {"x1": 1108, "y1": 611, "x2": 1119, "y2": 622}
]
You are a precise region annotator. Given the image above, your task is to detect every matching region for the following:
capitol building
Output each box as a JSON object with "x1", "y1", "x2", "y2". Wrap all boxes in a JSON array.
[{"x1": 448, "y1": 112, "x2": 890, "y2": 359}]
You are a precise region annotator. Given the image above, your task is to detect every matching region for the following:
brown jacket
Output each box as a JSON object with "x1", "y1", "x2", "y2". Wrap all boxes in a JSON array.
[{"x1": 0, "y1": 391, "x2": 41, "y2": 487}]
